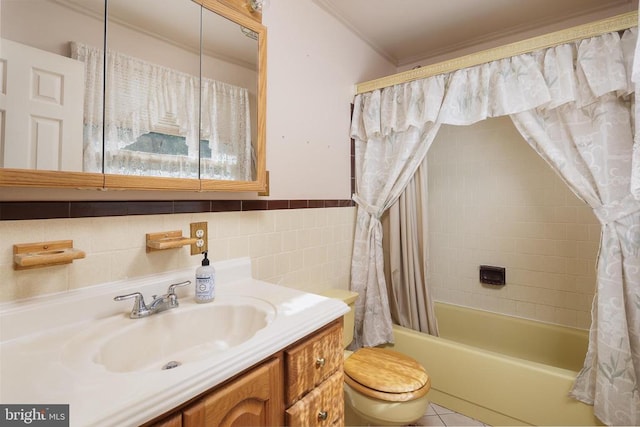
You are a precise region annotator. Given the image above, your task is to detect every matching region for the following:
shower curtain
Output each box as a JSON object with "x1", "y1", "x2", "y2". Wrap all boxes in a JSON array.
[
  {"x1": 350, "y1": 76, "x2": 444, "y2": 348},
  {"x1": 350, "y1": 28, "x2": 639, "y2": 426},
  {"x1": 382, "y1": 156, "x2": 439, "y2": 336}
]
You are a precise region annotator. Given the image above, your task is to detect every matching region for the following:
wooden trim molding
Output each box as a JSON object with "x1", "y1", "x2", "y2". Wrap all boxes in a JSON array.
[
  {"x1": 103, "y1": 175, "x2": 201, "y2": 191},
  {"x1": 356, "y1": 11, "x2": 638, "y2": 94},
  {"x1": 201, "y1": 0, "x2": 262, "y2": 24},
  {"x1": 0, "y1": 169, "x2": 104, "y2": 189}
]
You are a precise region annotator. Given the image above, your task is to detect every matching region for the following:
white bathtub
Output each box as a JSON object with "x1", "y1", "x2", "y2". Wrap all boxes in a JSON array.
[{"x1": 387, "y1": 302, "x2": 601, "y2": 426}]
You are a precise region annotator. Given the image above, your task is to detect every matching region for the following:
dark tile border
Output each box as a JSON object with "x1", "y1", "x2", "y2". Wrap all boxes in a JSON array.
[
  {"x1": 1, "y1": 202, "x2": 70, "y2": 220},
  {"x1": 0, "y1": 199, "x2": 355, "y2": 221}
]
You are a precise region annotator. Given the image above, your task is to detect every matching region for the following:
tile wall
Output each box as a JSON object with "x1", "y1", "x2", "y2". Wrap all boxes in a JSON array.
[
  {"x1": 0, "y1": 206, "x2": 356, "y2": 302},
  {"x1": 428, "y1": 116, "x2": 599, "y2": 329}
]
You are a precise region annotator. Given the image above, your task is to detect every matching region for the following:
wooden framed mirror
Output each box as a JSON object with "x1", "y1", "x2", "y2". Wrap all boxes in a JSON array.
[
  {"x1": 0, "y1": 0, "x2": 266, "y2": 192},
  {"x1": 197, "y1": 0, "x2": 266, "y2": 192}
]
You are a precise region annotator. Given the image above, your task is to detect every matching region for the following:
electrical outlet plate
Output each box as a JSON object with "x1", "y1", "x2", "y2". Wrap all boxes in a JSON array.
[{"x1": 189, "y1": 222, "x2": 208, "y2": 256}]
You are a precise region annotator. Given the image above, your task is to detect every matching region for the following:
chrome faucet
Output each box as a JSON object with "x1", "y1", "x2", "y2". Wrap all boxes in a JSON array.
[{"x1": 114, "y1": 280, "x2": 191, "y2": 319}]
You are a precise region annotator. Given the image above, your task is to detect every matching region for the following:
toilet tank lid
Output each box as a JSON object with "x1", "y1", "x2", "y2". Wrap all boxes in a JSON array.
[{"x1": 318, "y1": 289, "x2": 358, "y2": 305}]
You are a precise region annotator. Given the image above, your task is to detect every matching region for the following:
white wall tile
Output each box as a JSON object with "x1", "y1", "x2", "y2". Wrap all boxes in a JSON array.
[
  {"x1": 428, "y1": 117, "x2": 598, "y2": 329},
  {"x1": 227, "y1": 236, "x2": 249, "y2": 259},
  {"x1": 16, "y1": 264, "x2": 69, "y2": 299},
  {"x1": 0, "y1": 207, "x2": 356, "y2": 303},
  {"x1": 209, "y1": 238, "x2": 230, "y2": 261}
]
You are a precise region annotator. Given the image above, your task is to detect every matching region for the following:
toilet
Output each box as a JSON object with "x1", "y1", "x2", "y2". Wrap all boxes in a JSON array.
[{"x1": 321, "y1": 289, "x2": 431, "y2": 426}]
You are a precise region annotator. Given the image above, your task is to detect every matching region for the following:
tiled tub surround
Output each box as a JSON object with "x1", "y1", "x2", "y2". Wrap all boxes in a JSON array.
[
  {"x1": 428, "y1": 117, "x2": 600, "y2": 329},
  {"x1": 0, "y1": 206, "x2": 355, "y2": 302},
  {"x1": 0, "y1": 257, "x2": 349, "y2": 426}
]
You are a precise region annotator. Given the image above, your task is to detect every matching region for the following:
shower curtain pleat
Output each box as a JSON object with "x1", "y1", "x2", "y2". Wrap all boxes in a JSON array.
[{"x1": 383, "y1": 155, "x2": 439, "y2": 336}]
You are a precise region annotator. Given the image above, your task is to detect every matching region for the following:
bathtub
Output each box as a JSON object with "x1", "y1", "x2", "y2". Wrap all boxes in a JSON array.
[{"x1": 387, "y1": 302, "x2": 601, "y2": 426}]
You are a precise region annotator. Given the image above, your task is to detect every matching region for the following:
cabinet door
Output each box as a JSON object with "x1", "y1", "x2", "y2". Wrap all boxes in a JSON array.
[
  {"x1": 148, "y1": 412, "x2": 181, "y2": 427},
  {"x1": 183, "y1": 357, "x2": 283, "y2": 427}
]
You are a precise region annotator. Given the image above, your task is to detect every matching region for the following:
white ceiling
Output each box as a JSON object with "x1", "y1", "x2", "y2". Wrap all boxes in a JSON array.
[
  {"x1": 58, "y1": 0, "x2": 258, "y2": 68},
  {"x1": 313, "y1": 0, "x2": 637, "y2": 68}
]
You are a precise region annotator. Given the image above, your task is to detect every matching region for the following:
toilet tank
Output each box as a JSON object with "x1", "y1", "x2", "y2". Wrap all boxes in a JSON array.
[{"x1": 319, "y1": 289, "x2": 359, "y2": 348}]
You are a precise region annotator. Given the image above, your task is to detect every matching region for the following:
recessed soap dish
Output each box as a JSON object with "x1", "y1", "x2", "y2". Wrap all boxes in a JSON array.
[
  {"x1": 480, "y1": 265, "x2": 506, "y2": 286},
  {"x1": 13, "y1": 240, "x2": 86, "y2": 270}
]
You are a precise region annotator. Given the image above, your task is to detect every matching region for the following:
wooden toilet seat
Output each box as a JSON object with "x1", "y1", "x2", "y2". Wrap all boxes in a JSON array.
[{"x1": 344, "y1": 347, "x2": 431, "y2": 402}]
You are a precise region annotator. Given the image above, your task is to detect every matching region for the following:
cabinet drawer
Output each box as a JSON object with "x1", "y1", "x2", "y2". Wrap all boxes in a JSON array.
[
  {"x1": 285, "y1": 371, "x2": 344, "y2": 427},
  {"x1": 285, "y1": 319, "x2": 343, "y2": 405}
]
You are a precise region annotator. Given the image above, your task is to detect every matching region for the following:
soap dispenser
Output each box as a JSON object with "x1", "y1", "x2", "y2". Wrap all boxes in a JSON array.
[{"x1": 195, "y1": 251, "x2": 215, "y2": 303}]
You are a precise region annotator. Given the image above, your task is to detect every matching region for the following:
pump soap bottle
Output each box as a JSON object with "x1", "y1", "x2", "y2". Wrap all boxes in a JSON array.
[{"x1": 195, "y1": 251, "x2": 215, "y2": 303}]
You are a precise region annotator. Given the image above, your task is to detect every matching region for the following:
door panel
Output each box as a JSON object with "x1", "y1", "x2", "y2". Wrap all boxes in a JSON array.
[{"x1": 0, "y1": 38, "x2": 84, "y2": 171}]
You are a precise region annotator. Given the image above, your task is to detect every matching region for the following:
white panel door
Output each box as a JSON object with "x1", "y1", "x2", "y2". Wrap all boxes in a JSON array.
[{"x1": 0, "y1": 38, "x2": 84, "y2": 171}]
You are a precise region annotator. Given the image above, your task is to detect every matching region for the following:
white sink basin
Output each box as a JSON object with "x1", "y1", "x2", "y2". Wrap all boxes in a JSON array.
[
  {"x1": 63, "y1": 296, "x2": 276, "y2": 373},
  {"x1": 0, "y1": 258, "x2": 350, "y2": 427}
]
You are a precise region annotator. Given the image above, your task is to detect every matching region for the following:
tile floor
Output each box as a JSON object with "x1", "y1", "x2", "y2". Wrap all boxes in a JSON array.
[{"x1": 412, "y1": 403, "x2": 489, "y2": 426}]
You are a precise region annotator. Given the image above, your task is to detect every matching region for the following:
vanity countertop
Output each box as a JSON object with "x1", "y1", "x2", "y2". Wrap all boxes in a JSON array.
[{"x1": 0, "y1": 257, "x2": 348, "y2": 427}]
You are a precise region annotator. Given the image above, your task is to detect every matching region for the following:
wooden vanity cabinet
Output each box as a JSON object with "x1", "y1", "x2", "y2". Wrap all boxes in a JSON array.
[
  {"x1": 183, "y1": 357, "x2": 283, "y2": 427},
  {"x1": 146, "y1": 319, "x2": 344, "y2": 427}
]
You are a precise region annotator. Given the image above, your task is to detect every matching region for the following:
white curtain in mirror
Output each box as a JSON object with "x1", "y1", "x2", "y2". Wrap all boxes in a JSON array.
[
  {"x1": 71, "y1": 42, "x2": 252, "y2": 179},
  {"x1": 200, "y1": 80, "x2": 253, "y2": 181},
  {"x1": 70, "y1": 42, "x2": 104, "y2": 173}
]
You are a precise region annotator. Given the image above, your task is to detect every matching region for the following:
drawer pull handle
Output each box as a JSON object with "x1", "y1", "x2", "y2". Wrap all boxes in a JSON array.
[
  {"x1": 318, "y1": 410, "x2": 328, "y2": 421},
  {"x1": 315, "y1": 357, "x2": 326, "y2": 367}
]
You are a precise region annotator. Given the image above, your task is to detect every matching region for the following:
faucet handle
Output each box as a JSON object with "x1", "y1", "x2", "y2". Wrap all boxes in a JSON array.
[
  {"x1": 167, "y1": 280, "x2": 191, "y2": 295},
  {"x1": 114, "y1": 292, "x2": 150, "y2": 318},
  {"x1": 165, "y1": 280, "x2": 191, "y2": 308}
]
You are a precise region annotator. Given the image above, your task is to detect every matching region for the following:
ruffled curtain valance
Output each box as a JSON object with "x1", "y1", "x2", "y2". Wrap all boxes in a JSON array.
[
  {"x1": 352, "y1": 30, "x2": 637, "y2": 134},
  {"x1": 71, "y1": 42, "x2": 252, "y2": 179},
  {"x1": 350, "y1": 27, "x2": 639, "y2": 426}
]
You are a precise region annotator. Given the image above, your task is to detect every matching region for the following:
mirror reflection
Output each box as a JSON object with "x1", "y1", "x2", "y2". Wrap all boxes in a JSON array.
[
  {"x1": 200, "y1": 5, "x2": 258, "y2": 181},
  {"x1": 104, "y1": 0, "x2": 202, "y2": 178},
  {"x1": 1, "y1": 0, "x2": 105, "y2": 172},
  {"x1": 1, "y1": 0, "x2": 260, "y2": 182}
]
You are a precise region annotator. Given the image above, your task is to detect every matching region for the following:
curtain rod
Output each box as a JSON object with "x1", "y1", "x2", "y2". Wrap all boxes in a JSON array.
[{"x1": 356, "y1": 11, "x2": 638, "y2": 95}]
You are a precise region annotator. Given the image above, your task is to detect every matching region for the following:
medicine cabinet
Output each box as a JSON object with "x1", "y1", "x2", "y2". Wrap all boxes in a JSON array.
[{"x1": 0, "y1": 0, "x2": 266, "y2": 192}]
